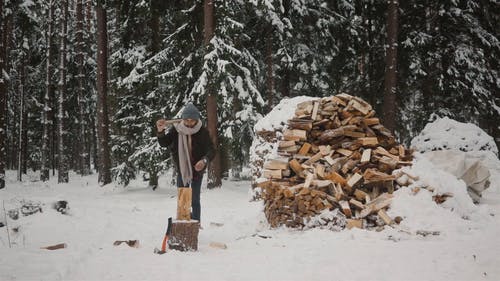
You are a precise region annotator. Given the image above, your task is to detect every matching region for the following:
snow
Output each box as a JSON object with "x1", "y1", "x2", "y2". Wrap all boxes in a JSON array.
[
  {"x1": 411, "y1": 116, "x2": 498, "y2": 156},
  {"x1": 253, "y1": 96, "x2": 317, "y2": 132},
  {"x1": 2, "y1": 118, "x2": 500, "y2": 281}
]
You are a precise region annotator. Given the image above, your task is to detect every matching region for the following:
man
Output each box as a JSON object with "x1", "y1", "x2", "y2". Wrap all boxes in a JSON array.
[{"x1": 156, "y1": 103, "x2": 215, "y2": 222}]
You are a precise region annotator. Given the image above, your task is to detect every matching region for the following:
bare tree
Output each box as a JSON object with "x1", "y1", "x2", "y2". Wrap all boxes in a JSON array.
[
  {"x1": 204, "y1": 0, "x2": 221, "y2": 188},
  {"x1": 0, "y1": 0, "x2": 5, "y2": 188},
  {"x1": 382, "y1": 0, "x2": 399, "y2": 132},
  {"x1": 96, "y1": 0, "x2": 111, "y2": 185},
  {"x1": 41, "y1": 0, "x2": 55, "y2": 182}
]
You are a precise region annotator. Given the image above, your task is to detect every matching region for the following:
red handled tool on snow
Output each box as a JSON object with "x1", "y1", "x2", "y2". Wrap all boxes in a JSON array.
[{"x1": 154, "y1": 217, "x2": 172, "y2": 254}]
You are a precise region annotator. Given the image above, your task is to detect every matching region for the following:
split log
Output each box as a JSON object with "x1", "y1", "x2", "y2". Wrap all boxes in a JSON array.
[
  {"x1": 324, "y1": 172, "x2": 347, "y2": 186},
  {"x1": 41, "y1": 243, "x2": 67, "y2": 250},
  {"x1": 346, "y1": 173, "x2": 363, "y2": 190},
  {"x1": 354, "y1": 189, "x2": 369, "y2": 202},
  {"x1": 363, "y1": 169, "x2": 396, "y2": 184},
  {"x1": 288, "y1": 119, "x2": 313, "y2": 131},
  {"x1": 357, "y1": 137, "x2": 379, "y2": 146},
  {"x1": 346, "y1": 219, "x2": 363, "y2": 229},
  {"x1": 262, "y1": 169, "x2": 282, "y2": 179},
  {"x1": 283, "y1": 129, "x2": 307, "y2": 141},
  {"x1": 318, "y1": 128, "x2": 344, "y2": 142},
  {"x1": 289, "y1": 159, "x2": 304, "y2": 177},
  {"x1": 339, "y1": 200, "x2": 352, "y2": 218},
  {"x1": 377, "y1": 209, "x2": 393, "y2": 225},
  {"x1": 263, "y1": 158, "x2": 289, "y2": 170},
  {"x1": 298, "y1": 143, "x2": 312, "y2": 155},
  {"x1": 278, "y1": 140, "x2": 296, "y2": 148},
  {"x1": 363, "y1": 118, "x2": 380, "y2": 126},
  {"x1": 177, "y1": 188, "x2": 192, "y2": 220},
  {"x1": 361, "y1": 149, "x2": 371, "y2": 163}
]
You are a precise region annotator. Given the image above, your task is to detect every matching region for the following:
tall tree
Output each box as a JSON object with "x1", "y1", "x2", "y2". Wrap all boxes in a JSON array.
[
  {"x1": 265, "y1": 24, "x2": 274, "y2": 111},
  {"x1": 204, "y1": 0, "x2": 221, "y2": 188},
  {"x1": 57, "y1": 0, "x2": 69, "y2": 183},
  {"x1": 75, "y1": 0, "x2": 91, "y2": 175},
  {"x1": 41, "y1": 0, "x2": 54, "y2": 181},
  {"x1": 96, "y1": 0, "x2": 111, "y2": 185},
  {"x1": 382, "y1": 0, "x2": 399, "y2": 132},
  {"x1": 0, "y1": 0, "x2": 5, "y2": 188},
  {"x1": 17, "y1": 39, "x2": 26, "y2": 182}
]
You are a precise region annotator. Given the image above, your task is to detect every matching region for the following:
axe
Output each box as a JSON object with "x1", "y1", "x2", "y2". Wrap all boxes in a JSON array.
[{"x1": 154, "y1": 217, "x2": 172, "y2": 254}]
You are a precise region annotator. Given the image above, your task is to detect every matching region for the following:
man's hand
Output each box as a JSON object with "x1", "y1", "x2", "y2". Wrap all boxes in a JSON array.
[
  {"x1": 156, "y1": 119, "x2": 167, "y2": 133},
  {"x1": 194, "y1": 159, "x2": 207, "y2": 172}
]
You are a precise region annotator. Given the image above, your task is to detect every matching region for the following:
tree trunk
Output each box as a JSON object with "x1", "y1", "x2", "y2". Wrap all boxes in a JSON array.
[
  {"x1": 204, "y1": 0, "x2": 221, "y2": 188},
  {"x1": 86, "y1": 0, "x2": 92, "y2": 33},
  {"x1": 265, "y1": 24, "x2": 274, "y2": 112},
  {"x1": 149, "y1": 169, "x2": 158, "y2": 190},
  {"x1": 149, "y1": 0, "x2": 161, "y2": 53},
  {"x1": 91, "y1": 114, "x2": 98, "y2": 172},
  {"x1": 280, "y1": 0, "x2": 291, "y2": 98},
  {"x1": 382, "y1": 0, "x2": 399, "y2": 132},
  {"x1": 76, "y1": 0, "x2": 91, "y2": 175},
  {"x1": 17, "y1": 54, "x2": 25, "y2": 181},
  {"x1": 41, "y1": 0, "x2": 55, "y2": 182},
  {"x1": 57, "y1": 0, "x2": 69, "y2": 183},
  {"x1": 0, "y1": 0, "x2": 5, "y2": 188},
  {"x1": 169, "y1": 220, "x2": 200, "y2": 251},
  {"x1": 96, "y1": 0, "x2": 111, "y2": 185}
]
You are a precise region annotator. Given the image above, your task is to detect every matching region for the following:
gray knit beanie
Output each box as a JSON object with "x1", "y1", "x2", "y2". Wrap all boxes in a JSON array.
[{"x1": 181, "y1": 103, "x2": 201, "y2": 120}]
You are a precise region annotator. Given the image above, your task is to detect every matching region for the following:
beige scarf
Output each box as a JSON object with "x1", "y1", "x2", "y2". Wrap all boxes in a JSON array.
[{"x1": 174, "y1": 121, "x2": 202, "y2": 185}]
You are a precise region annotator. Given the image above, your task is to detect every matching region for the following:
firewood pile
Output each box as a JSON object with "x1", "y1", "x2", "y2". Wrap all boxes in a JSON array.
[{"x1": 254, "y1": 94, "x2": 415, "y2": 230}]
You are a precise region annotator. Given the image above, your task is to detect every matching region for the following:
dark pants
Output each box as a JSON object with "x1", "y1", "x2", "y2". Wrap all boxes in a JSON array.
[{"x1": 177, "y1": 173, "x2": 202, "y2": 222}]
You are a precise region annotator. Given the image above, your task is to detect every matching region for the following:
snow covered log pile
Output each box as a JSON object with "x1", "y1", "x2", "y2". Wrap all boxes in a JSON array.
[{"x1": 252, "y1": 94, "x2": 414, "y2": 229}]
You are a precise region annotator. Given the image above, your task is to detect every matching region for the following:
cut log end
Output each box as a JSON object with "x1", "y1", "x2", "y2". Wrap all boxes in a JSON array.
[{"x1": 169, "y1": 220, "x2": 200, "y2": 252}]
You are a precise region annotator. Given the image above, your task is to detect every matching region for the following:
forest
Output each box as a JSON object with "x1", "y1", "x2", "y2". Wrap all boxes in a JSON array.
[{"x1": 0, "y1": 0, "x2": 498, "y2": 189}]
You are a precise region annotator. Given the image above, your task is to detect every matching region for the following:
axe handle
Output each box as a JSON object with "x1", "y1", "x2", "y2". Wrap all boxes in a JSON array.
[
  {"x1": 164, "y1": 119, "x2": 182, "y2": 125},
  {"x1": 160, "y1": 217, "x2": 173, "y2": 252}
]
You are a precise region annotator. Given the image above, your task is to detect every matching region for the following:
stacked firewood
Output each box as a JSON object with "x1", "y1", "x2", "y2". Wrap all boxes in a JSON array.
[{"x1": 257, "y1": 94, "x2": 414, "y2": 229}]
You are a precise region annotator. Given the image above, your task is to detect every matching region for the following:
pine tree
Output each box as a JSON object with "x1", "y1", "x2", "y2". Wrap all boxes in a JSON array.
[{"x1": 397, "y1": 0, "x2": 499, "y2": 145}]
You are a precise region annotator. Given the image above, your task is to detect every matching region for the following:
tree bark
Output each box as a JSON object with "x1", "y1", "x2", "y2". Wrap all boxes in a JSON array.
[
  {"x1": 169, "y1": 220, "x2": 200, "y2": 251},
  {"x1": 17, "y1": 52, "x2": 25, "y2": 181},
  {"x1": 0, "y1": 0, "x2": 5, "y2": 188},
  {"x1": 382, "y1": 0, "x2": 399, "y2": 132},
  {"x1": 86, "y1": 0, "x2": 92, "y2": 33},
  {"x1": 76, "y1": 0, "x2": 91, "y2": 175},
  {"x1": 41, "y1": 0, "x2": 54, "y2": 182},
  {"x1": 57, "y1": 0, "x2": 69, "y2": 183},
  {"x1": 266, "y1": 24, "x2": 275, "y2": 112},
  {"x1": 149, "y1": 0, "x2": 161, "y2": 53},
  {"x1": 204, "y1": 0, "x2": 221, "y2": 188},
  {"x1": 96, "y1": 0, "x2": 111, "y2": 185},
  {"x1": 280, "y1": 0, "x2": 291, "y2": 98}
]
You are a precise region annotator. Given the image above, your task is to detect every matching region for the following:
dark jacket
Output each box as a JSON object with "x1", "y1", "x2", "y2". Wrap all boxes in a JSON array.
[{"x1": 157, "y1": 124, "x2": 215, "y2": 178}]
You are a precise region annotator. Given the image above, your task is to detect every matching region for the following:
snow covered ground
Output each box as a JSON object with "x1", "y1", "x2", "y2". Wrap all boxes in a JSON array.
[
  {"x1": 1, "y1": 115, "x2": 499, "y2": 281},
  {"x1": 0, "y1": 163, "x2": 499, "y2": 281}
]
